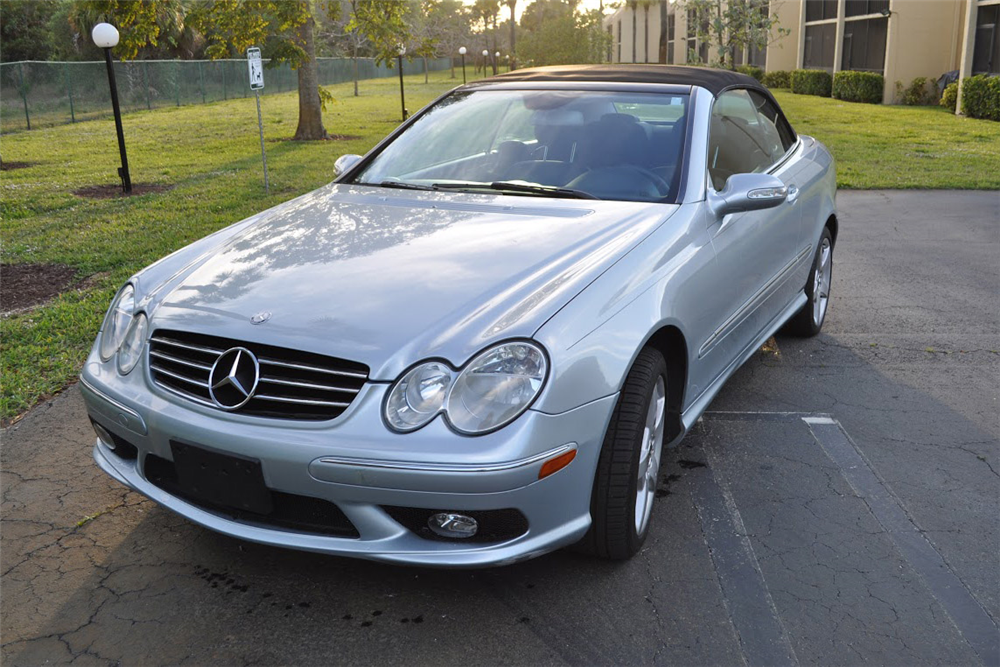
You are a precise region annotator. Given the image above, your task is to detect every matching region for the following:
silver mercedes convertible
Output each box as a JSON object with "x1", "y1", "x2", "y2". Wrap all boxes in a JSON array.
[{"x1": 82, "y1": 65, "x2": 837, "y2": 567}]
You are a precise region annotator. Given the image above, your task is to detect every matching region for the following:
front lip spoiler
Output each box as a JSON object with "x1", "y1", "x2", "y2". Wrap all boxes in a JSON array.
[{"x1": 308, "y1": 443, "x2": 578, "y2": 493}]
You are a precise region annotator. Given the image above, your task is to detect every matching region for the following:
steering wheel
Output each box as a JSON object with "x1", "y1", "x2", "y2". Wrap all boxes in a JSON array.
[{"x1": 567, "y1": 165, "x2": 671, "y2": 200}]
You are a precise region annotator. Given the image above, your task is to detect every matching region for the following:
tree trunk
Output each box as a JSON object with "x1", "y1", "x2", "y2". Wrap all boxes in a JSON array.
[
  {"x1": 509, "y1": 0, "x2": 516, "y2": 70},
  {"x1": 293, "y1": 14, "x2": 327, "y2": 140},
  {"x1": 352, "y1": 54, "x2": 359, "y2": 96},
  {"x1": 492, "y1": 13, "x2": 499, "y2": 74},
  {"x1": 423, "y1": 55, "x2": 428, "y2": 83}
]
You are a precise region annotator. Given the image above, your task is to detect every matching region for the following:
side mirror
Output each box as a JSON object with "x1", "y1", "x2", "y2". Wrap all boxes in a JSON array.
[
  {"x1": 708, "y1": 173, "x2": 788, "y2": 218},
  {"x1": 334, "y1": 154, "x2": 362, "y2": 178}
]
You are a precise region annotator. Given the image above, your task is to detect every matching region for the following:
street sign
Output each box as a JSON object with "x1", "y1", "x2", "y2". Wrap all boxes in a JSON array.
[
  {"x1": 247, "y1": 47, "x2": 264, "y2": 90},
  {"x1": 247, "y1": 47, "x2": 269, "y2": 193}
]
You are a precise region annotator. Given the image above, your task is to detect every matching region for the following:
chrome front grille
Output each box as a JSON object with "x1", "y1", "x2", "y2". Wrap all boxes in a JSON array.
[{"x1": 148, "y1": 330, "x2": 369, "y2": 421}]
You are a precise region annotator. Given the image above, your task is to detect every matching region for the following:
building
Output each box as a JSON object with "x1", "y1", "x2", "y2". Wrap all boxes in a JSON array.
[{"x1": 603, "y1": 0, "x2": 999, "y2": 108}]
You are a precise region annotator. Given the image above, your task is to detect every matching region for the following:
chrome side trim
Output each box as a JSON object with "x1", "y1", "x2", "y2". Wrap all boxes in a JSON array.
[
  {"x1": 684, "y1": 292, "x2": 808, "y2": 432},
  {"x1": 79, "y1": 376, "x2": 148, "y2": 435},
  {"x1": 317, "y1": 443, "x2": 576, "y2": 474},
  {"x1": 80, "y1": 376, "x2": 143, "y2": 422},
  {"x1": 699, "y1": 244, "x2": 812, "y2": 358}
]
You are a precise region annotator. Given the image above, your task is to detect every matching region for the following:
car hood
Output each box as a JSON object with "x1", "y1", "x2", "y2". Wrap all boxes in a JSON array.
[{"x1": 145, "y1": 184, "x2": 676, "y2": 379}]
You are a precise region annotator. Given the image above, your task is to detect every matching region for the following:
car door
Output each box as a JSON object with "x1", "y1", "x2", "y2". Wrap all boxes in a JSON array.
[{"x1": 698, "y1": 88, "x2": 805, "y2": 378}]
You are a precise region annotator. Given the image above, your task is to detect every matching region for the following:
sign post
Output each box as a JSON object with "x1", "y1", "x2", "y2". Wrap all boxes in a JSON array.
[{"x1": 247, "y1": 47, "x2": 269, "y2": 194}]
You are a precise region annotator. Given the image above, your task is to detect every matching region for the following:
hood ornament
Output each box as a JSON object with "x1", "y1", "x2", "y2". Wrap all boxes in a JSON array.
[{"x1": 250, "y1": 311, "x2": 272, "y2": 325}]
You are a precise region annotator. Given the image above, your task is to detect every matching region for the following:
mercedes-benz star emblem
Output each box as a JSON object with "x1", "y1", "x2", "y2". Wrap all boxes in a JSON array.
[{"x1": 208, "y1": 347, "x2": 260, "y2": 410}]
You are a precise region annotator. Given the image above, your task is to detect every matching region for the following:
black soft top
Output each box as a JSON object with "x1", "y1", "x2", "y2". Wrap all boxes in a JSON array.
[{"x1": 486, "y1": 64, "x2": 765, "y2": 97}]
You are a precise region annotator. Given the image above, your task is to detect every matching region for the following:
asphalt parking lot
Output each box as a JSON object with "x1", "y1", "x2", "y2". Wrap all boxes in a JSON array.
[{"x1": 2, "y1": 190, "x2": 998, "y2": 666}]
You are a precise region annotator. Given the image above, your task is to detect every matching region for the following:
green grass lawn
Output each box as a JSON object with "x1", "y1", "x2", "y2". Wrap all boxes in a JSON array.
[
  {"x1": 2, "y1": 72, "x2": 998, "y2": 421},
  {"x1": 772, "y1": 91, "x2": 1000, "y2": 189}
]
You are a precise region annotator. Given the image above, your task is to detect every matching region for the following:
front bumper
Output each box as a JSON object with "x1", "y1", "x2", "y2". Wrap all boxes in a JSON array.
[{"x1": 81, "y1": 359, "x2": 616, "y2": 568}]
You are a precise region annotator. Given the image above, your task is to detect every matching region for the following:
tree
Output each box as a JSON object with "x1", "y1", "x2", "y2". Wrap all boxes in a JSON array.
[
  {"x1": 505, "y1": 0, "x2": 515, "y2": 68},
  {"x1": 185, "y1": 1, "x2": 335, "y2": 140},
  {"x1": 678, "y1": 0, "x2": 788, "y2": 69},
  {"x1": 422, "y1": 0, "x2": 471, "y2": 79},
  {"x1": 517, "y1": 0, "x2": 609, "y2": 67},
  {"x1": 1, "y1": 0, "x2": 60, "y2": 62},
  {"x1": 69, "y1": 0, "x2": 186, "y2": 60}
]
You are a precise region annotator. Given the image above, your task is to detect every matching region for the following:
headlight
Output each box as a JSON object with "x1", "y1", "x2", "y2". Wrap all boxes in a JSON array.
[
  {"x1": 384, "y1": 361, "x2": 454, "y2": 432},
  {"x1": 384, "y1": 341, "x2": 548, "y2": 435},
  {"x1": 116, "y1": 312, "x2": 148, "y2": 375},
  {"x1": 447, "y1": 342, "x2": 547, "y2": 434},
  {"x1": 99, "y1": 284, "x2": 135, "y2": 361}
]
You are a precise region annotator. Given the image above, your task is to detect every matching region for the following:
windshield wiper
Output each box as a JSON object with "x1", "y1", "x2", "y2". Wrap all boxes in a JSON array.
[
  {"x1": 433, "y1": 181, "x2": 599, "y2": 200},
  {"x1": 375, "y1": 180, "x2": 437, "y2": 191}
]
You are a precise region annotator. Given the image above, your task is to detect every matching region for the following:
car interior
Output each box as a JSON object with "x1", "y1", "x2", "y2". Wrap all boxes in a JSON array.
[{"x1": 372, "y1": 93, "x2": 690, "y2": 203}]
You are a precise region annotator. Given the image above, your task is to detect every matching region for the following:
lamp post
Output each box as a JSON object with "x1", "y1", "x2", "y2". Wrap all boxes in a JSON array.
[
  {"x1": 397, "y1": 45, "x2": 408, "y2": 121},
  {"x1": 459, "y1": 46, "x2": 467, "y2": 84},
  {"x1": 495, "y1": 51, "x2": 500, "y2": 75},
  {"x1": 92, "y1": 22, "x2": 131, "y2": 193},
  {"x1": 482, "y1": 49, "x2": 489, "y2": 78}
]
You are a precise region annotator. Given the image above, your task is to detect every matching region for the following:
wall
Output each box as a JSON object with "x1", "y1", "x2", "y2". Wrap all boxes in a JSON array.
[{"x1": 882, "y1": 0, "x2": 965, "y2": 103}]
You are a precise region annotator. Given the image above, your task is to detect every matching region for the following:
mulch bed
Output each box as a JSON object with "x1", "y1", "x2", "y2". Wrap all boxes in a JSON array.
[
  {"x1": 1, "y1": 263, "x2": 79, "y2": 313},
  {"x1": 1, "y1": 161, "x2": 36, "y2": 171},
  {"x1": 73, "y1": 183, "x2": 173, "y2": 199}
]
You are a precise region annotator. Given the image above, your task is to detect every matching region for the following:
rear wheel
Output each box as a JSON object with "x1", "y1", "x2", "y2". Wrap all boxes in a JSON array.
[
  {"x1": 577, "y1": 347, "x2": 667, "y2": 560},
  {"x1": 785, "y1": 227, "x2": 833, "y2": 337}
]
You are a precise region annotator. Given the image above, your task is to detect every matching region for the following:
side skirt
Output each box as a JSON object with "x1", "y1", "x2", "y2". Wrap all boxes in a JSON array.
[{"x1": 671, "y1": 290, "x2": 809, "y2": 443}]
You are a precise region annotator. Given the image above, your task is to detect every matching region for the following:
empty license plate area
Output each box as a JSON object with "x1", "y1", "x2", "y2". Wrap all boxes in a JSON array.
[{"x1": 170, "y1": 441, "x2": 274, "y2": 515}]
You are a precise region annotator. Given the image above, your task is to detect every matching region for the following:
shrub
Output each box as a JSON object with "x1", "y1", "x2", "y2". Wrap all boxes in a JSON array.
[
  {"x1": 960, "y1": 75, "x2": 1000, "y2": 121},
  {"x1": 790, "y1": 69, "x2": 832, "y2": 97},
  {"x1": 735, "y1": 65, "x2": 764, "y2": 82},
  {"x1": 762, "y1": 70, "x2": 791, "y2": 89},
  {"x1": 940, "y1": 82, "x2": 958, "y2": 112},
  {"x1": 895, "y1": 77, "x2": 936, "y2": 105},
  {"x1": 832, "y1": 70, "x2": 884, "y2": 104}
]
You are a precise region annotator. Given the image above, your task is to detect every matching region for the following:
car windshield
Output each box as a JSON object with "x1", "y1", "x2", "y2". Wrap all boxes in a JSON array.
[{"x1": 349, "y1": 89, "x2": 689, "y2": 203}]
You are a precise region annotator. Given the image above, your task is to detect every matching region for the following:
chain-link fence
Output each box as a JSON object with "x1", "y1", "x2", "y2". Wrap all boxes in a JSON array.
[{"x1": 0, "y1": 57, "x2": 453, "y2": 134}]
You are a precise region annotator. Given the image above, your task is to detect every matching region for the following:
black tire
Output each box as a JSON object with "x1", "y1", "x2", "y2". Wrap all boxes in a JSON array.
[
  {"x1": 577, "y1": 347, "x2": 668, "y2": 560},
  {"x1": 784, "y1": 227, "x2": 834, "y2": 337}
]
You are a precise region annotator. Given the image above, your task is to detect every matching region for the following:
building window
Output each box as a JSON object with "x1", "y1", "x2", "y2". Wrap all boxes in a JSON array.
[
  {"x1": 845, "y1": 0, "x2": 889, "y2": 18},
  {"x1": 842, "y1": 17, "x2": 887, "y2": 72},
  {"x1": 805, "y1": 0, "x2": 838, "y2": 23},
  {"x1": 973, "y1": 4, "x2": 1000, "y2": 74},
  {"x1": 668, "y1": 12, "x2": 675, "y2": 63},
  {"x1": 748, "y1": 3, "x2": 769, "y2": 68},
  {"x1": 687, "y1": 9, "x2": 698, "y2": 62},
  {"x1": 804, "y1": 23, "x2": 836, "y2": 71}
]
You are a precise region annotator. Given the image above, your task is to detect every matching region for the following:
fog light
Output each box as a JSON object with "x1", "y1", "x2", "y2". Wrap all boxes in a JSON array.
[
  {"x1": 427, "y1": 512, "x2": 478, "y2": 538},
  {"x1": 92, "y1": 421, "x2": 116, "y2": 450}
]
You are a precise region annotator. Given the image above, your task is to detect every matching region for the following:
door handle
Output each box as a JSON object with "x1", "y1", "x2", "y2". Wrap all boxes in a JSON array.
[{"x1": 787, "y1": 185, "x2": 800, "y2": 203}]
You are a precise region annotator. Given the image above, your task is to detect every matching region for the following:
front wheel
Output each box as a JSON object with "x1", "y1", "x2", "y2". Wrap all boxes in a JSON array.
[
  {"x1": 577, "y1": 347, "x2": 667, "y2": 560},
  {"x1": 785, "y1": 228, "x2": 833, "y2": 337}
]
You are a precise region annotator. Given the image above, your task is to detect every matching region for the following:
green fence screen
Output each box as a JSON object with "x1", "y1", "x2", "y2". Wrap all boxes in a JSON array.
[{"x1": 0, "y1": 57, "x2": 453, "y2": 134}]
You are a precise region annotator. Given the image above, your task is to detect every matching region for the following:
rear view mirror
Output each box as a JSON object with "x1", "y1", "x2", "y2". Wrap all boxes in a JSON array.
[
  {"x1": 708, "y1": 173, "x2": 788, "y2": 217},
  {"x1": 334, "y1": 154, "x2": 362, "y2": 178}
]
